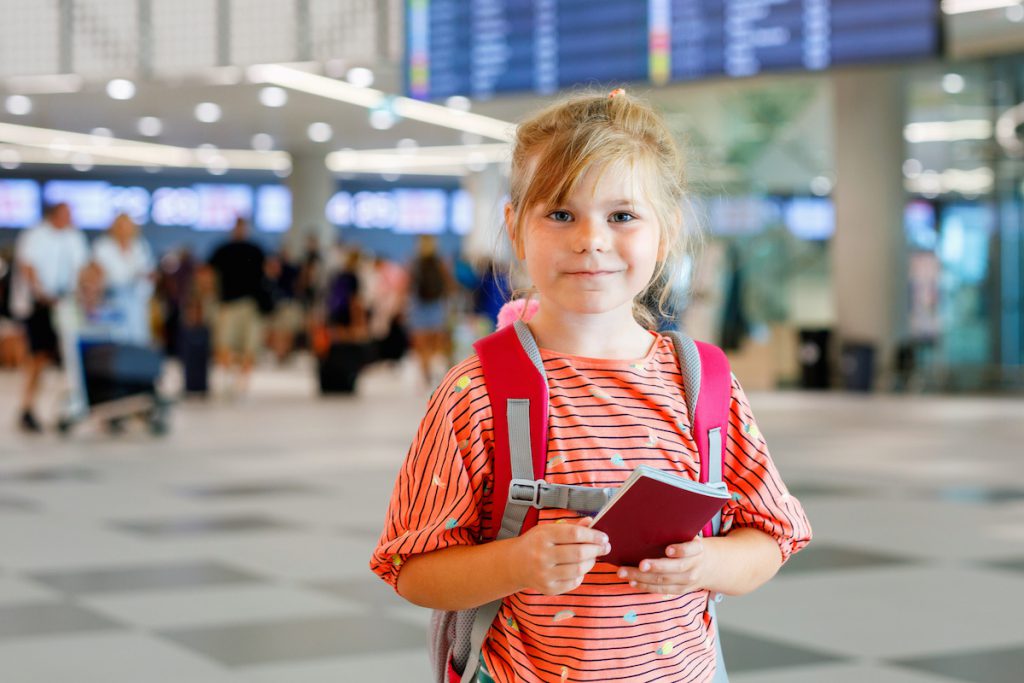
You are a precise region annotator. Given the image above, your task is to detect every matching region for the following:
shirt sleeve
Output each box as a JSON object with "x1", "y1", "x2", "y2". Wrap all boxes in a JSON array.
[
  {"x1": 719, "y1": 375, "x2": 811, "y2": 564},
  {"x1": 369, "y1": 361, "x2": 491, "y2": 590}
]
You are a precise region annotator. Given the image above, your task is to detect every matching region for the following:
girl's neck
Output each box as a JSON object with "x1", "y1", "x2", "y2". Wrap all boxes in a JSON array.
[{"x1": 527, "y1": 303, "x2": 653, "y2": 360}]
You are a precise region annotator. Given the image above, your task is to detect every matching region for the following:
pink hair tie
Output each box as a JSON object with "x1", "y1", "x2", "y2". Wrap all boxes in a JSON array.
[
  {"x1": 496, "y1": 298, "x2": 539, "y2": 329},
  {"x1": 608, "y1": 88, "x2": 626, "y2": 99}
]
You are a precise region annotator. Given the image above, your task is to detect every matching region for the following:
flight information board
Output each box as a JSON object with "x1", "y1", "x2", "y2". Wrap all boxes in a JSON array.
[{"x1": 406, "y1": 0, "x2": 940, "y2": 100}]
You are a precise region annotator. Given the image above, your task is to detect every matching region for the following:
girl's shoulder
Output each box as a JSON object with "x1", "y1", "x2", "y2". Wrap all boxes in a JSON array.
[{"x1": 429, "y1": 353, "x2": 491, "y2": 412}]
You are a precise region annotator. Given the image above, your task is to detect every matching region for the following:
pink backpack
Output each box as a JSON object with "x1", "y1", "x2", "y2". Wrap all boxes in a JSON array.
[{"x1": 430, "y1": 320, "x2": 733, "y2": 682}]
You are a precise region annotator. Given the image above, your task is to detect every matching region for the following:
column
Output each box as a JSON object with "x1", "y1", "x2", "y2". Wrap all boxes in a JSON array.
[
  {"x1": 287, "y1": 152, "x2": 335, "y2": 255},
  {"x1": 831, "y1": 67, "x2": 908, "y2": 389},
  {"x1": 460, "y1": 165, "x2": 510, "y2": 265}
]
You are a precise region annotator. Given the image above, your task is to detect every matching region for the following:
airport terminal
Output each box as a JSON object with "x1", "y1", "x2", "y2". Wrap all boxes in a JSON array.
[{"x1": 0, "y1": 1, "x2": 1022, "y2": 682}]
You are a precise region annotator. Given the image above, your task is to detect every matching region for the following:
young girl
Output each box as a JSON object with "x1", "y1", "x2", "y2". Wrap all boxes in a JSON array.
[{"x1": 371, "y1": 91, "x2": 811, "y2": 682}]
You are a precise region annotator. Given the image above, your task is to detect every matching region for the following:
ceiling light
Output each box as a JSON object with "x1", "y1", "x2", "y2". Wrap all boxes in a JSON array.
[
  {"x1": 810, "y1": 176, "x2": 832, "y2": 196},
  {"x1": 251, "y1": 133, "x2": 274, "y2": 151},
  {"x1": 346, "y1": 67, "x2": 374, "y2": 88},
  {"x1": 195, "y1": 102, "x2": 222, "y2": 123},
  {"x1": 273, "y1": 167, "x2": 291, "y2": 178},
  {"x1": 143, "y1": 165, "x2": 161, "y2": 174},
  {"x1": 5, "y1": 95, "x2": 32, "y2": 116},
  {"x1": 397, "y1": 138, "x2": 419, "y2": 151},
  {"x1": 259, "y1": 86, "x2": 288, "y2": 108},
  {"x1": 942, "y1": 0, "x2": 1021, "y2": 13},
  {"x1": 903, "y1": 119, "x2": 992, "y2": 143},
  {"x1": 0, "y1": 147, "x2": 20, "y2": 170},
  {"x1": 106, "y1": 78, "x2": 136, "y2": 100},
  {"x1": 307, "y1": 122, "x2": 333, "y2": 142},
  {"x1": 137, "y1": 116, "x2": 163, "y2": 137},
  {"x1": 903, "y1": 159, "x2": 924, "y2": 178},
  {"x1": 70, "y1": 152, "x2": 94, "y2": 172},
  {"x1": 196, "y1": 143, "x2": 220, "y2": 164},
  {"x1": 247, "y1": 64, "x2": 513, "y2": 141},
  {"x1": 1008, "y1": 4, "x2": 1024, "y2": 20},
  {"x1": 207, "y1": 157, "x2": 229, "y2": 175},
  {"x1": 369, "y1": 109, "x2": 396, "y2": 130},
  {"x1": 942, "y1": 73, "x2": 965, "y2": 94},
  {"x1": 445, "y1": 96, "x2": 471, "y2": 112},
  {"x1": 90, "y1": 127, "x2": 113, "y2": 140}
]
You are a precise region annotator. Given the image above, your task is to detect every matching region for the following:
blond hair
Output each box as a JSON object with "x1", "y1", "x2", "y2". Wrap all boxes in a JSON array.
[{"x1": 506, "y1": 90, "x2": 699, "y2": 328}]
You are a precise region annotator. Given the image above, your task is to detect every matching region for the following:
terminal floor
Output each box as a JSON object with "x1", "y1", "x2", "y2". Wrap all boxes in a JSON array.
[{"x1": 1, "y1": 359, "x2": 1023, "y2": 683}]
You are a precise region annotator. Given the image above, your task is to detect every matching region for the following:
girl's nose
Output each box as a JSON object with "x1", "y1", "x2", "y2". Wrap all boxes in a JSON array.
[{"x1": 572, "y1": 217, "x2": 609, "y2": 253}]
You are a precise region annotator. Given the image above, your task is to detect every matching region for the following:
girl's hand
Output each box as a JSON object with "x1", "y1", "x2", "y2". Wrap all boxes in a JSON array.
[
  {"x1": 616, "y1": 537, "x2": 712, "y2": 595},
  {"x1": 513, "y1": 518, "x2": 610, "y2": 596}
]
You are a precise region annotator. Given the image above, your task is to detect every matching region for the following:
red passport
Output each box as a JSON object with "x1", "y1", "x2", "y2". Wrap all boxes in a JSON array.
[{"x1": 592, "y1": 465, "x2": 731, "y2": 567}]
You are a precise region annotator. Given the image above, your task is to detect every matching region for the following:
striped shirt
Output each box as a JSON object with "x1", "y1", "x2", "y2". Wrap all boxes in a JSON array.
[{"x1": 371, "y1": 334, "x2": 811, "y2": 682}]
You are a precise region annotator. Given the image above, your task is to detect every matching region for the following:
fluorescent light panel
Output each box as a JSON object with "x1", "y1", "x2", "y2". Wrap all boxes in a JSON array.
[
  {"x1": 0, "y1": 121, "x2": 290, "y2": 171},
  {"x1": 248, "y1": 64, "x2": 515, "y2": 142}
]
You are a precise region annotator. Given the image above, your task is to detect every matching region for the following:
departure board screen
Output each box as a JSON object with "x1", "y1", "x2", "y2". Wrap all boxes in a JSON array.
[{"x1": 406, "y1": 0, "x2": 940, "y2": 99}]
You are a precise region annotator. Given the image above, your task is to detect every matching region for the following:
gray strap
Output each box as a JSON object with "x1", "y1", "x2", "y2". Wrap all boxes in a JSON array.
[
  {"x1": 708, "y1": 601, "x2": 729, "y2": 682},
  {"x1": 463, "y1": 392, "x2": 540, "y2": 680},
  {"x1": 498, "y1": 399, "x2": 535, "y2": 540},
  {"x1": 508, "y1": 478, "x2": 615, "y2": 515},
  {"x1": 665, "y1": 331, "x2": 701, "y2": 422},
  {"x1": 512, "y1": 320, "x2": 545, "y2": 377},
  {"x1": 459, "y1": 598, "x2": 502, "y2": 683},
  {"x1": 707, "y1": 427, "x2": 724, "y2": 536}
]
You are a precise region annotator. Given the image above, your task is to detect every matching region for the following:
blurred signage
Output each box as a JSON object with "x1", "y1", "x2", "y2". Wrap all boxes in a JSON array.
[
  {"x1": 0, "y1": 179, "x2": 41, "y2": 228},
  {"x1": 16, "y1": 179, "x2": 285, "y2": 232},
  {"x1": 326, "y1": 188, "x2": 465, "y2": 234},
  {"x1": 256, "y1": 185, "x2": 292, "y2": 233},
  {"x1": 406, "y1": 0, "x2": 940, "y2": 99},
  {"x1": 43, "y1": 180, "x2": 150, "y2": 230},
  {"x1": 783, "y1": 197, "x2": 834, "y2": 240}
]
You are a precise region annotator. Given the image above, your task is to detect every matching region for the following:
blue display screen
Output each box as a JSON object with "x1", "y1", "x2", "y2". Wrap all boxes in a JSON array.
[{"x1": 406, "y1": 0, "x2": 940, "y2": 99}]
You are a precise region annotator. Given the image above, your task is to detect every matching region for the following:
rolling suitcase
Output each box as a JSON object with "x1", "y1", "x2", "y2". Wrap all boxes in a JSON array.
[{"x1": 179, "y1": 325, "x2": 210, "y2": 395}]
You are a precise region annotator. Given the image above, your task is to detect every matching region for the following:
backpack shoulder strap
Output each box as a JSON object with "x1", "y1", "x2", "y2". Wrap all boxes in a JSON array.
[
  {"x1": 665, "y1": 333, "x2": 732, "y2": 536},
  {"x1": 472, "y1": 319, "x2": 548, "y2": 540}
]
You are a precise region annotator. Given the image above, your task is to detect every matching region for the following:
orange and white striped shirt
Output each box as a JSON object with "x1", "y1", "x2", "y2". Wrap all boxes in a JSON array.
[{"x1": 371, "y1": 333, "x2": 811, "y2": 682}]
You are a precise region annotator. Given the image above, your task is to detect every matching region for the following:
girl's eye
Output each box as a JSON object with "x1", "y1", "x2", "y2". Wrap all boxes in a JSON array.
[
  {"x1": 547, "y1": 210, "x2": 573, "y2": 222},
  {"x1": 610, "y1": 212, "x2": 636, "y2": 223}
]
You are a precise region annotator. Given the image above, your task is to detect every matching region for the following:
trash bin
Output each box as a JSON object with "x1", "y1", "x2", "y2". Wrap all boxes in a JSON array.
[
  {"x1": 840, "y1": 342, "x2": 876, "y2": 392},
  {"x1": 797, "y1": 329, "x2": 831, "y2": 389}
]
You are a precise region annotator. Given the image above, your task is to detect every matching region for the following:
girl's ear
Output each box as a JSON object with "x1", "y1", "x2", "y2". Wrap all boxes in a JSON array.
[{"x1": 504, "y1": 203, "x2": 526, "y2": 260}]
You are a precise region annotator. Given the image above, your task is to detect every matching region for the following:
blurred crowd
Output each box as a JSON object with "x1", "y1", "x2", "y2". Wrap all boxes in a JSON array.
[{"x1": 0, "y1": 203, "x2": 510, "y2": 432}]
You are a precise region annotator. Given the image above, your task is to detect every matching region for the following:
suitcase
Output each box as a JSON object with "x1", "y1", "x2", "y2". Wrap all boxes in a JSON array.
[
  {"x1": 318, "y1": 342, "x2": 368, "y2": 394},
  {"x1": 179, "y1": 325, "x2": 210, "y2": 395}
]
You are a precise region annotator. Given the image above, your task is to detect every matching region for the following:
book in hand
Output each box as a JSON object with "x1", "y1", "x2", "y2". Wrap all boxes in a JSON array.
[{"x1": 592, "y1": 464, "x2": 731, "y2": 567}]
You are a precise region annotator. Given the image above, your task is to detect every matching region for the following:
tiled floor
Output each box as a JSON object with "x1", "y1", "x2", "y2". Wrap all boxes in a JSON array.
[{"x1": 1, "y1": 358, "x2": 1023, "y2": 682}]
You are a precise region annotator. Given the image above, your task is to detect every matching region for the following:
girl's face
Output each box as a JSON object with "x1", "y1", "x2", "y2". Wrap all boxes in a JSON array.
[{"x1": 508, "y1": 160, "x2": 662, "y2": 321}]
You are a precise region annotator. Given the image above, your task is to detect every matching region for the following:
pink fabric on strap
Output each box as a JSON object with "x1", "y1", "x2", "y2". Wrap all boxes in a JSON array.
[
  {"x1": 473, "y1": 324, "x2": 549, "y2": 540},
  {"x1": 692, "y1": 340, "x2": 731, "y2": 539}
]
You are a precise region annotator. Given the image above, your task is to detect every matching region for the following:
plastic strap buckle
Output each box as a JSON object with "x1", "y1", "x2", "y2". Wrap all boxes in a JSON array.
[{"x1": 508, "y1": 478, "x2": 546, "y2": 509}]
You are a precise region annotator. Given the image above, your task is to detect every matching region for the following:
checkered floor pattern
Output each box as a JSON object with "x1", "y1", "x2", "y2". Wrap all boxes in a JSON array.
[{"x1": 1, "y1": 360, "x2": 1023, "y2": 682}]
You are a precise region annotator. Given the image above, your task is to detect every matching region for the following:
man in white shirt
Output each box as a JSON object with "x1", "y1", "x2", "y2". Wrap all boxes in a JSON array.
[{"x1": 11, "y1": 203, "x2": 89, "y2": 432}]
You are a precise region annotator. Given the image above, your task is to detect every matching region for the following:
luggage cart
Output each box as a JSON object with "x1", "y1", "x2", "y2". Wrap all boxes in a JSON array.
[{"x1": 54, "y1": 297, "x2": 171, "y2": 436}]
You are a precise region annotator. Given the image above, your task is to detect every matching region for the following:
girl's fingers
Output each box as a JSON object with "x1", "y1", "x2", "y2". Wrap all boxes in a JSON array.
[{"x1": 665, "y1": 539, "x2": 703, "y2": 558}]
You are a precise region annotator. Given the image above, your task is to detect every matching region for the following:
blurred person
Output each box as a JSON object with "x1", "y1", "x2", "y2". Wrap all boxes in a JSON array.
[
  {"x1": 368, "y1": 255, "x2": 410, "y2": 365},
  {"x1": 0, "y1": 247, "x2": 28, "y2": 369},
  {"x1": 208, "y1": 217, "x2": 265, "y2": 396},
  {"x1": 92, "y1": 213, "x2": 156, "y2": 345},
  {"x1": 9, "y1": 202, "x2": 89, "y2": 432},
  {"x1": 265, "y1": 249, "x2": 302, "y2": 363},
  {"x1": 407, "y1": 235, "x2": 453, "y2": 385},
  {"x1": 317, "y1": 248, "x2": 370, "y2": 393}
]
